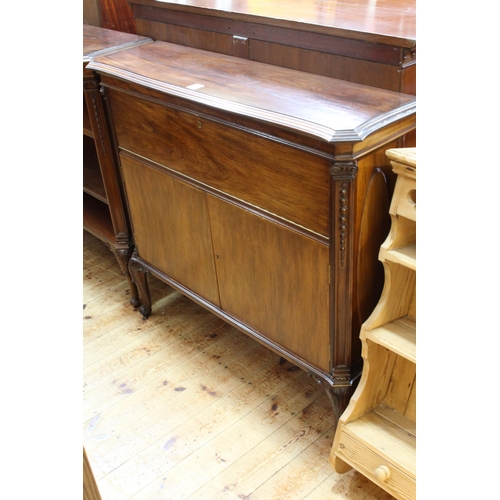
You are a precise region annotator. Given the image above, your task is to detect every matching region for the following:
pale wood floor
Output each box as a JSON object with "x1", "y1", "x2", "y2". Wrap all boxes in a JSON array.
[{"x1": 83, "y1": 231, "x2": 394, "y2": 500}]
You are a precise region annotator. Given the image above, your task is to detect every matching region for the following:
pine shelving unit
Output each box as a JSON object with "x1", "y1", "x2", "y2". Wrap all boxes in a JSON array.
[{"x1": 330, "y1": 148, "x2": 416, "y2": 500}]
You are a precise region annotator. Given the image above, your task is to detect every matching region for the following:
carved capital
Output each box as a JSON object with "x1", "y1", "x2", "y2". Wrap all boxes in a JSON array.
[
  {"x1": 83, "y1": 79, "x2": 99, "y2": 91},
  {"x1": 330, "y1": 162, "x2": 358, "y2": 179}
]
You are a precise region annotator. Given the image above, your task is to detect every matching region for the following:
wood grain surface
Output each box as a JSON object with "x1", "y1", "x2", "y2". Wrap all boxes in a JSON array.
[{"x1": 129, "y1": 0, "x2": 416, "y2": 44}]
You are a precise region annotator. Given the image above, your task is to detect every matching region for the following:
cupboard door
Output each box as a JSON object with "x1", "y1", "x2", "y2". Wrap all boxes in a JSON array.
[
  {"x1": 208, "y1": 196, "x2": 330, "y2": 372},
  {"x1": 120, "y1": 154, "x2": 220, "y2": 306}
]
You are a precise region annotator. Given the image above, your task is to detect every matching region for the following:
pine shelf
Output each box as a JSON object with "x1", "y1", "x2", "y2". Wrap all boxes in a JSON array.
[
  {"x1": 365, "y1": 317, "x2": 416, "y2": 363},
  {"x1": 381, "y1": 245, "x2": 416, "y2": 271}
]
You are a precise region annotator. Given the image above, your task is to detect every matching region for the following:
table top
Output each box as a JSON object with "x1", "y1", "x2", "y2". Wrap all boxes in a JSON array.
[
  {"x1": 131, "y1": 0, "x2": 416, "y2": 46},
  {"x1": 88, "y1": 40, "x2": 416, "y2": 142},
  {"x1": 83, "y1": 24, "x2": 151, "y2": 63}
]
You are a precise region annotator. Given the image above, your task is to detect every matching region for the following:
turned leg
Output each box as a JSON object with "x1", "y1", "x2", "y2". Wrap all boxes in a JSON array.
[
  {"x1": 129, "y1": 253, "x2": 152, "y2": 318},
  {"x1": 114, "y1": 248, "x2": 139, "y2": 307}
]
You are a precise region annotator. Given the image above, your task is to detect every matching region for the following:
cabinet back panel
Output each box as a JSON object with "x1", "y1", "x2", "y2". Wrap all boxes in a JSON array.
[
  {"x1": 208, "y1": 195, "x2": 330, "y2": 372},
  {"x1": 407, "y1": 284, "x2": 416, "y2": 322},
  {"x1": 135, "y1": 19, "x2": 405, "y2": 92},
  {"x1": 384, "y1": 355, "x2": 416, "y2": 421},
  {"x1": 250, "y1": 40, "x2": 403, "y2": 91},
  {"x1": 121, "y1": 154, "x2": 220, "y2": 306},
  {"x1": 109, "y1": 89, "x2": 331, "y2": 237},
  {"x1": 136, "y1": 19, "x2": 236, "y2": 56},
  {"x1": 405, "y1": 376, "x2": 416, "y2": 422}
]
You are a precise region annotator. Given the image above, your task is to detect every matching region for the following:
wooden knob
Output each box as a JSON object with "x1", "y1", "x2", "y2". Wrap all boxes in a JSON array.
[{"x1": 374, "y1": 465, "x2": 390, "y2": 482}]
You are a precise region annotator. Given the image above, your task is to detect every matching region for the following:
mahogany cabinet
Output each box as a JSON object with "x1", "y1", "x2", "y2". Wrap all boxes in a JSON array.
[
  {"x1": 88, "y1": 40, "x2": 416, "y2": 416},
  {"x1": 83, "y1": 24, "x2": 151, "y2": 301}
]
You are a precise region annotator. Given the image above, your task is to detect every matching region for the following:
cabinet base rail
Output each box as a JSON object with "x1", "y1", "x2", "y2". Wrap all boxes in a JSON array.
[{"x1": 129, "y1": 250, "x2": 357, "y2": 420}]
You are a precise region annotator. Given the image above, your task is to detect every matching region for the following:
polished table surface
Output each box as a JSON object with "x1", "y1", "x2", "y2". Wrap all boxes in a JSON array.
[
  {"x1": 130, "y1": 0, "x2": 416, "y2": 94},
  {"x1": 144, "y1": 0, "x2": 416, "y2": 45},
  {"x1": 89, "y1": 40, "x2": 416, "y2": 143},
  {"x1": 83, "y1": 24, "x2": 151, "y2": 62}
]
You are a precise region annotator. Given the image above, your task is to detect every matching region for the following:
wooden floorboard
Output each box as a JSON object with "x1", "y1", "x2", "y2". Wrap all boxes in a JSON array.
[{"x1": 83, "y1": 231, "x2": 394, "y2": 499}]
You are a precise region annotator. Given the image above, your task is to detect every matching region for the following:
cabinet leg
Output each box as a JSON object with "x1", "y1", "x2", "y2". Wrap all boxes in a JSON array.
[
  {"x1": 311, "y1": 375, "x2": 352, "y2": 423},
  {"x1": 115, "y1": 248, "x2": 139, "y2": 307},
  {"x1": 129, "y1": 253, "x2": 152, "y2": 318}
]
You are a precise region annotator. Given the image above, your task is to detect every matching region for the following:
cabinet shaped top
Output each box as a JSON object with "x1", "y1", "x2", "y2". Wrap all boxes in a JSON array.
[
  {"x1": 130, "y1": 0, "x2": 416, "y2": 47},
  {"x1": 83, "y1": 24, "x2": 152, "y2": 64},
  {"x1": 88, "y1": 41, "x2": 416, "y2": 143}
]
